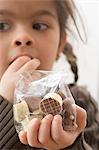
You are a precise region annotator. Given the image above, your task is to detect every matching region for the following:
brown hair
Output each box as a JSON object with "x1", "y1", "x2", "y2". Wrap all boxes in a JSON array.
[{"x1": 54, "y1": 0, "x2": 85, "y2": 83}]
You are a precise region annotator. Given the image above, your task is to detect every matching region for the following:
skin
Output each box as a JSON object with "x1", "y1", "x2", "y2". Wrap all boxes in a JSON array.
[{"x1": 0, "y1": 0, "x2": 87, "y2": 149}]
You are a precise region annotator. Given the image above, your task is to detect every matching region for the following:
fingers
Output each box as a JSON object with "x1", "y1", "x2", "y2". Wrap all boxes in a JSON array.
[
  {"x1": 51, "y1": 115, "x2": 63, "y2": 143},
  {"x1": 17, "y1": 58, "x2": 40, "y2": 74},
  {"x1": 51, "y1": 115, "x2": 71, "y2": 147},
  {"x1": 8, "y1": 56, "x2": 31, "y2": 72},
  {"x1": 19, "y1": 105, "x2": 87, "y2": 149},
  {"x1": 8, "y1": 56, "x2": 40, "y2": 73},
  {"x1": 19, "y1": 118, "x2": 42, "y2": 147},
  {"x1": 38, "y1": 114, "x2": 57, "y2": 149},
  {"x1": 51, "y1": 105, "x2": 87, "y2": 148},
  {"x1": 19, "y1": 131, "x2": 28, "y2": 145},
  {"x1": 19, "y1": 115, "x2": 58, "y2": 149},
  {"x1": 26, "y1": 118, "x2": 42, "y2": 148}
]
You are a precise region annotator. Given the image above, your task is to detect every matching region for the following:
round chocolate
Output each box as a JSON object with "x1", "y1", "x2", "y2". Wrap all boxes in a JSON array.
[{"x1": 39, "y1": 97, "x2": 62, "y2": 115}]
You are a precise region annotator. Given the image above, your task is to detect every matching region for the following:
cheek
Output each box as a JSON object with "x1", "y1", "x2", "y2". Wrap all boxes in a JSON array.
[
  {"x1": 0, "y1": 57, "x2": 8, "y2": 79},
  {"x1": 0, "y1": 42, "x2": 9, "y2": 79},
  {"x1": 38, "y1": 48, "x2": 58, "y2": 70},
  {"x1": 0, "y1": 39, "x2": 9, "y2": 54},
  {"x1": 0, "y1": 42, "x2": 9, "y2": 63},
  {"x1": 37, "y1": 36, "x2": 60, "y2": 70}
]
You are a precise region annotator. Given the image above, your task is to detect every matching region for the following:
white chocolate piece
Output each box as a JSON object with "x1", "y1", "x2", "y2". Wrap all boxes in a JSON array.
[
  {"x1": 14, "y1": 100, "x2": 29, "y2": 122},
  {"x1": 44, "y1": 92, "x2": 63, "y2": 105},
  {"x1": 21, "y1": 117, "x2": 30, "y2": 131}
]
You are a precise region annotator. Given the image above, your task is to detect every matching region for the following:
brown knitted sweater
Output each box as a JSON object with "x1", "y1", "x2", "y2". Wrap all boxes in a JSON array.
[{"x1": 0, "y1": 85, "x2": 99, "y2": 150}]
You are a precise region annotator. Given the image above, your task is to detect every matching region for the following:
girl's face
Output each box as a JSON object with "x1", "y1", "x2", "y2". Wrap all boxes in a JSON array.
[{"x1": 0, "y1": 0, "x2": 66, "y2": 79}]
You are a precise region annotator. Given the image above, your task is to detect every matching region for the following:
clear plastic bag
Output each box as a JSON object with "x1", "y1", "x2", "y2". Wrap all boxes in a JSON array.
[{"x1": 13, "y1": 70, "x2": 77, "y2": 133}]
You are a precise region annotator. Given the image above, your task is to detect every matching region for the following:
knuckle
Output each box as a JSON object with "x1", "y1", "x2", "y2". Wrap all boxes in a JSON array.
[
  {"x1": 53, "y1": 134, "x2": 60, "y2": 142},
  {"x1": 28, "y1": 141, "x2": 39, "y2": 147},
  {"x1": 39, "y1": 137, "x2": 49, "y2": 145}
]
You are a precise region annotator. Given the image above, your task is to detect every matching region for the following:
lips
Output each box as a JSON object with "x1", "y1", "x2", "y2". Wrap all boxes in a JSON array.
[{"x1": 9, "y1": 54, "x2": 33, "y2": 65}]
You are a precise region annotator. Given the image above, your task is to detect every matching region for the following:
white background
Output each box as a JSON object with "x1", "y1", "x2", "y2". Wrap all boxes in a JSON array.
[
  {"x1": 53, "y1": 0, "x2": 99, "y2": 106},
  {"x1": 76, "y1": 0, "x2": 99, "y2": 105}
]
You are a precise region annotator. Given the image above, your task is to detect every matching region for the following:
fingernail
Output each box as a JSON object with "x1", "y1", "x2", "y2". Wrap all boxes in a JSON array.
[{"x1": 44, "y1": 114, "x2": 53, "y2": 119}]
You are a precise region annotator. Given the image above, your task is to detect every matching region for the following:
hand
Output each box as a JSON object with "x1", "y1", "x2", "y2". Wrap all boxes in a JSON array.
[
  {"x1": 19, "y1": 105, "x2": 87, "y2": 150},
  {"x1": 0, "y1": 56, "x2": 40, "y2": 102}
]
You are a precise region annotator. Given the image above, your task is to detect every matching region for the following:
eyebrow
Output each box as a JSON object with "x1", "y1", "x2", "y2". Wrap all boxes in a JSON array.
[
  {"x1": 0, "y1": 9, "x2": 57, "y2": 20},
  {"x1": 31, "y1": 10, "x2": 57, "y2": 19},
  {"x1": 0, "y1": 10, "x2": 15, "y2": 16}
]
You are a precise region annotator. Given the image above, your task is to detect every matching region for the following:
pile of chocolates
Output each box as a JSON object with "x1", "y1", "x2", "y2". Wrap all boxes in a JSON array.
[{"x1": 14, "y1": 90, "x2": 76, "y2": 131}]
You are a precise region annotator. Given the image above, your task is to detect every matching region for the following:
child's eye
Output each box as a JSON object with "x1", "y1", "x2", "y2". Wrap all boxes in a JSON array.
[
  {"x1": 32, "y1": 23, "x2": 48, "y2": 30},
  {"x1": 0, "y1": 22, "x2": 10, "y2": 31}
]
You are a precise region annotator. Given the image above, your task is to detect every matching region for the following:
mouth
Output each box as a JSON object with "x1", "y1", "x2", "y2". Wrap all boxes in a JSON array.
[{"x1": 9, "y1": 54, "x2": 33, "y2": 65}]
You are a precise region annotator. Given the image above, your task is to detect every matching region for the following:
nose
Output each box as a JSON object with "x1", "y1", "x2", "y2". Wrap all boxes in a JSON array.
[
  {"x1": 12, "y1": 32, "x2": 34, "y2": 48},
  {"x1": 15, "y1": 40, "x2": 32, "y2": 47}
]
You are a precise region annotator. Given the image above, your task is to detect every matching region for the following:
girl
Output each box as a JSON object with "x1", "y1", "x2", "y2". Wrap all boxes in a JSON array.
[{"x1": 0, "y1": 0, "x2": 99, "y2": 149}]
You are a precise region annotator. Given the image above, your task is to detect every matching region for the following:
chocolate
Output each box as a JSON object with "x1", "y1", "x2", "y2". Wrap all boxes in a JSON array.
[
  {"x1": 39, "y1": 95, "x2": 63, "y2": 115},
  {"x1": 14, "y1": 100, "x2": 29, "y2": 123},
  {"x1": 24, "y1": 96, "x2": 40, "y2": 113},
  {"x1": 14, "y1": 90, "x2": 76, "y2": 131},
  {"x1": 62, "y1": 98, "x2": 76, "y2": 130}
]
